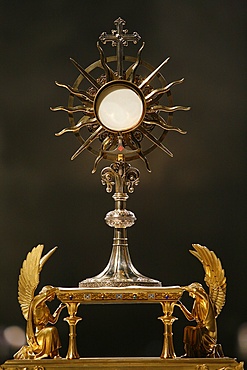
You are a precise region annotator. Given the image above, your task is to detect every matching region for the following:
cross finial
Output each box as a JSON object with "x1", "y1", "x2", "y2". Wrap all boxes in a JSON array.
[{"x1": 99, "y1": 17, "x2": 141, "y2": 78}]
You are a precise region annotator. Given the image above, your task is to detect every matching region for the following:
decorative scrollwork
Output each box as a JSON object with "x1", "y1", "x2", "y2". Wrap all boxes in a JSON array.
[
  {"x1": 101, "y1": 166, "x2": 115, "y2": 193},
  {"x1": 101, "y1": 161, "x2": 140, "y2": 194},
  {"x1": 125, "y1": 166, "x2": 140, "y2": 193}
]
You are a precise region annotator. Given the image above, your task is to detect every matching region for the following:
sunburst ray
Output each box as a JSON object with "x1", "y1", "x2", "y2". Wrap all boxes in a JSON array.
[
  {"x1": 126, "y1": 42, "x2": 145, "y2": 83},
  {"x1": 145, "y1": 78, "x2": 184, "y2": 102},
  {"x1": 147, "y1": 104, "x2": 190, "y2": 113},
  {"x1": 138, "y1": 126, "x2": 173, "y2": 157},
  {"x1": 55, "y1": 81, "x2": 94, "y2": 103},
  {"x1": 125, "y1": 133, "x2": 151, "y2": 172},
  {"x1": 143, "y1": 118, "x2": 186, "y2": 134},
  {"x1": 138, "y1": 57, "x2": 170, "y2": 89},
  {"x1": 92, "y1": 134, "x2": 117, "y2": 174},
  {"x1": 70, "y1": 58, "x2": 101, "y2": 90},
  {"x1": 51, "y1": 105, "x2": 94, "y2": 115},
  {"x1": 71, "y1": 126, "x2": 105, "y2": 160},
  {"x1": 97, "y1": 42, "x2": 116, "y2": 82},
  {"x1": 55, "y1": 116, "x2": 97, "y2": 136}
]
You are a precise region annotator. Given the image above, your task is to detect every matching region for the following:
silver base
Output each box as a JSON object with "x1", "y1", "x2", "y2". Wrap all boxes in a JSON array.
[{"x1": 79, "y1": 245, "x2": 162, "y2": 288}]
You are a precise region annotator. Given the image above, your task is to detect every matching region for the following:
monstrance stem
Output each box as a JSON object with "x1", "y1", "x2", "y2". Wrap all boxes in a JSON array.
[{"x1": 79, "y1": 160, "x2": 161, "y2": 287}]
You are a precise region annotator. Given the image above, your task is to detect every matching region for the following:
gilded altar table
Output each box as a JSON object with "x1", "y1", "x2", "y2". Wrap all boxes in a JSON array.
[{"x1": 56, "y1": 286, "x2": 183, "y2": 360}]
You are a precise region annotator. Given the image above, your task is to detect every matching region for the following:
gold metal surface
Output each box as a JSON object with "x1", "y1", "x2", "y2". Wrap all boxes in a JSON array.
[
  {"x1": 57, "y1": 286, "x2": 183, "y2": 359},
  {"x1": 99, "y1": 17, "x2": 141, "y2": 78},
  {"x1": 177, "y1": 244, "x2": 227, "y2": 358},
  {"x1": 56, "y1": 286, "x2": 183, "y2": 304},
  {"x1": 10, "y1": 243, "x2": 234, "y2": 363},
  {"x1": 51, "y1": 17, "x2": 190, "y2": 173},
  {"x1": 14, "y1": 246, "x2": 65, "y2": 360},
  {"x1": 1, "y1": 358, "x2": 244, "y2": 370},
  {"x1": 2, "y1": 17, "x2": 243, "y2": 370},
  {"x1": 159, "y1": 301, "x2": 177, "y2": 359},
  {"x1": 64, "y1": 302, "x2": 81, "y2": 360},
  {"x1": 50, "y1": 17, "x2": 190, "y2": 289}
]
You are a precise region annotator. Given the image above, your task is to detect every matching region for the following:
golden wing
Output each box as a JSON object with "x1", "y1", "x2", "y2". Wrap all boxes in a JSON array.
[
  {"x1": 18, "y1": 244, "x2": 57, "y2": 320},
  {"x1": 190, "y1": 243, "x2": 227, "y2": 317}
]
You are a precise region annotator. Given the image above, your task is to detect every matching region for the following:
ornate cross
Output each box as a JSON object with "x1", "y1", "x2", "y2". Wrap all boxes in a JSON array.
[{"x1": 99, "y1": 17, "x2": 141, "y2": 78}]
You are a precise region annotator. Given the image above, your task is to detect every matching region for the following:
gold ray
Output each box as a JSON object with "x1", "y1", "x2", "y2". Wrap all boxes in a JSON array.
[
  {"x1": 138, "y1": 57, "x2": 170, "y2": 89},
  {"x1": 71, "y1": 126, "x2": 105, "y2": 160},
  {"x1": 55, "y1": 81, "x2": 94, "y2": 103},
  {"x1": 145, "y1": 79, "x2": 184, "y2": 102},
  {"x1": 125, "y1": 133, "x2": 151, "y2": 172},
  {"x1": 143, "y1": 119, "x2": 187, "y2": 134},
  {"x1": 138, "y1": 126, "x2": 173, "y2": 157},
  {"x1": 50, "y1": 105, "x2": 94, "y2": 115},
  {"x1": 158, "y1": 115, "x2": 187, "y2": 134},
  {"x1": 55, "y1": 116, "x2": 97, "y2": 136},
  {"x1": 147, "y1": 104, "x2": 191, "y2": 113},
  {"x1": 70, "y1": 58, "x2": 101, "y2": 90},
  {"x1": 126, "y1": 42, "x2": 145, "y2": 82},
  {"x1": 97, "y1": 42, "x2": 116, "y2": 82},
  {"x1": 92, "y1": 135, "x2": 117, "y2": 174}
]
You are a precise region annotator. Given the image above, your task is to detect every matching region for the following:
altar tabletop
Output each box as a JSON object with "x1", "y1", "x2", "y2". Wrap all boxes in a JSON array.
[{"x1": 1, "y1": 357, "x2": 244, "y2": 370}]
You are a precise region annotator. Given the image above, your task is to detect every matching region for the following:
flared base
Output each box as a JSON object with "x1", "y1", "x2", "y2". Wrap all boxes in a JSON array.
[
  {"x1": 79, "y1": 245, "x2": 161, "y2": 288},
  {"x1": 79, "y1": 275, "x2": 161, "y2": 288}
]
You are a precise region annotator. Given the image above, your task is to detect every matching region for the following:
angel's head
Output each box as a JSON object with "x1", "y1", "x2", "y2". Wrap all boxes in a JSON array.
[
  {"x1": 39, "y1": 285, "x2": 56, "y2": 301},
  {"x1": 186, "y1": 282, "x2": 204, "y2": 298}
]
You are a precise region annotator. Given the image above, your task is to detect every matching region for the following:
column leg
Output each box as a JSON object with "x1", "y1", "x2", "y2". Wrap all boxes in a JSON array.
[
  {"x1": 64, "y1": 302, "x2": 81, "y2": 359},
  {"x1": 158, "y1": 301, "x2": 177, "y2": 359}
]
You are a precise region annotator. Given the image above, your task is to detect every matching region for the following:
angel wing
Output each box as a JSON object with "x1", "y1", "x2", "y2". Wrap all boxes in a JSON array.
[
  {"x1": 18, "y1": 244, "x2": 57, "y2": 320},
  {"x1": 190, "y1": 243, "x2": 227, "y2": 317}
]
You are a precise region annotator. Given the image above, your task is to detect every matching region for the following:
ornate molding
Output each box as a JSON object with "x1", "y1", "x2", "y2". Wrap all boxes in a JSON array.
[
  {"x1": 56, "y1": 286, "x2": 183, "y2": 304},
  {"x1": 105, "y1": 208, "x2": 136, "y2": 228}
]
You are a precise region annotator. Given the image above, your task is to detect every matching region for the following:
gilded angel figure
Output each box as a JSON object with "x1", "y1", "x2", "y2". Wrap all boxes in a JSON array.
[
  {"x1": 14, "y1": 245, "x2": 65, "y2": 359},
  {"x1": 176, "y1": 244, "x2": 227, "y2": 358}
]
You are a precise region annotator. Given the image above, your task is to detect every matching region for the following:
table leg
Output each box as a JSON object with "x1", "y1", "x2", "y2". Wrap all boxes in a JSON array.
[
  {"x1": 64, "y1": 302, "x2": 81, "y2": 359},
  {"x1": 158, "y1": 301, "x2": 177, "y2": 359}
]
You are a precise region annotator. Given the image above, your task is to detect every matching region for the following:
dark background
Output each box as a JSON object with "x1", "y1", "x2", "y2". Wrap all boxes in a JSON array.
[{"x1": 0, "y1": 0, "x2": 246, "y2": 364}]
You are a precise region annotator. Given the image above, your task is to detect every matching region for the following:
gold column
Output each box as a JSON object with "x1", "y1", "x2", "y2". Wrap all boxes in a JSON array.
[
  {"x1": 64, "y1": 302, "x2": 81, "y2": 359},
  {"x1": 158, "y1": 301, "x2": 177, "y2": 359}
]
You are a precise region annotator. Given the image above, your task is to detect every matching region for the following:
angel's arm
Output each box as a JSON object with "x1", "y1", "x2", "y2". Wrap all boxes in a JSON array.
[
  {"x1": 175, "y1": 301, "x2": 194, "y2": 321},
  {"x1": 49, "y1": 303, "x2": 66, "y2": 324}
]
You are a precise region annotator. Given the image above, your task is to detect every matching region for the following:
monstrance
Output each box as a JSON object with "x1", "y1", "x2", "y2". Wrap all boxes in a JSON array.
[
  {"x1": 52, "y1": 16, "x2": 189, "y2": 288},
  {"x1": 1, "y1": 17, "x2": 244, "y2": 370}
]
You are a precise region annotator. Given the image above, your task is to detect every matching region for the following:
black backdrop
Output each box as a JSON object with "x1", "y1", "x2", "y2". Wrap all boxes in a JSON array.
[{"x1": 0, "y1": 0, "x2": 246, "y2": 363}]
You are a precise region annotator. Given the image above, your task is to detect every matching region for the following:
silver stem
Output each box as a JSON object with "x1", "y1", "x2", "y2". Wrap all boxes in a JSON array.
[{"x1": 79, "y1": 161, "x2": 161, "y2": 288}]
